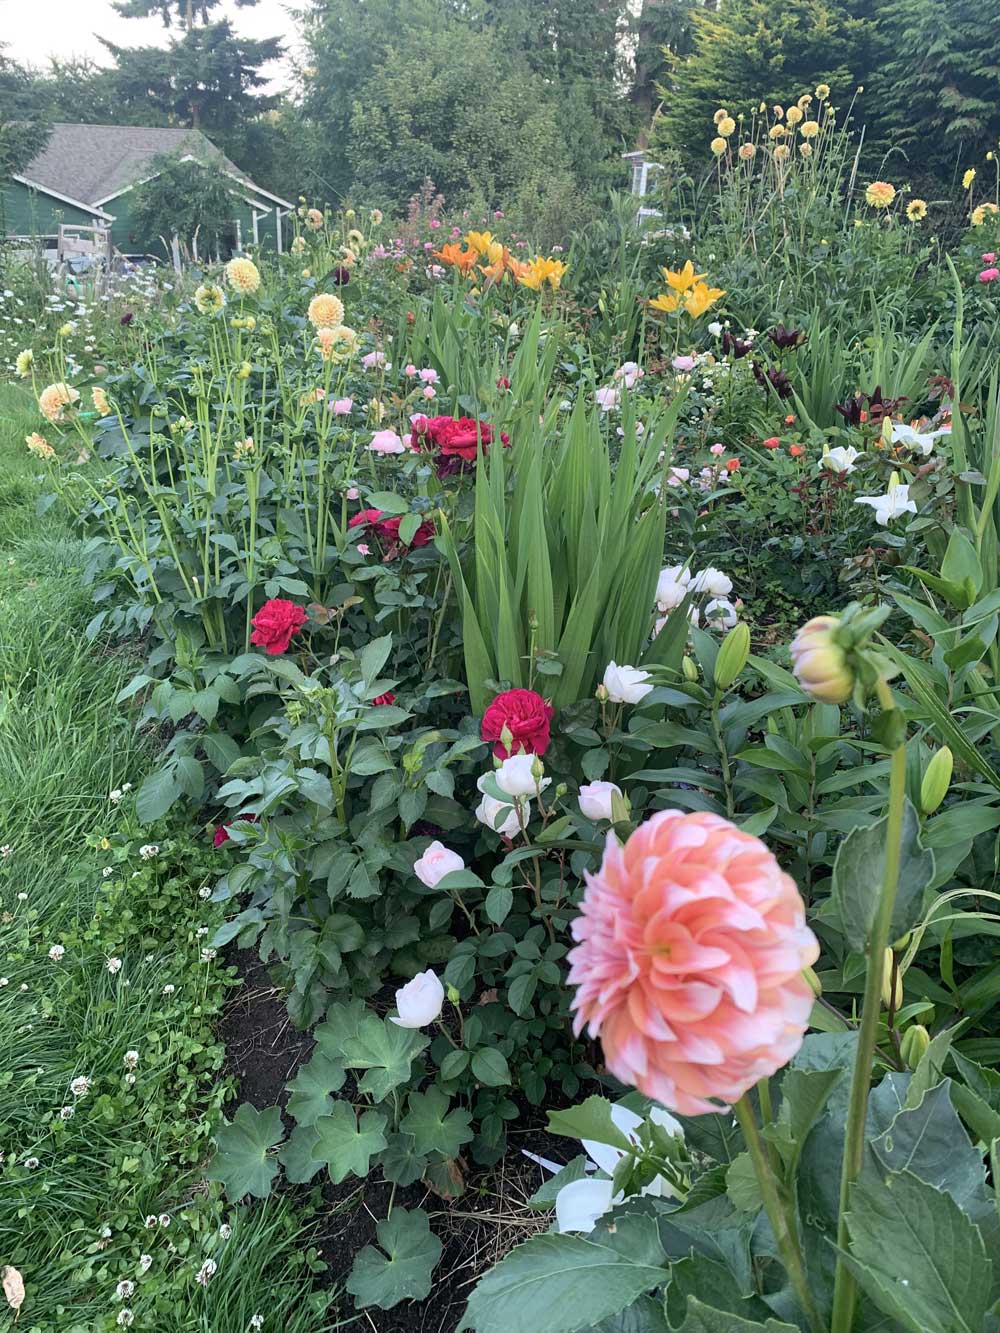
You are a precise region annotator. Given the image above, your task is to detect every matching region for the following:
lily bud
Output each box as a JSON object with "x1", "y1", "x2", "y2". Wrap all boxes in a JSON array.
[
  {"x1": 682, "y1": 656, "x2": 698, "y2": 682},
  {"x1": 446, "y1": 983, "x2": 461, "y2": 1004},
  {"x1": 803, "y1": 965, "x2": 822, "y2": 997},
  {"x1": 880, "y1": 948, "x2": 902, "y2": 1009},
  {"x1": 595, "y1": 682, "x2": 610, "y2": 702},
  {"x1": 920, "y1": 746, "x2": 953, "y2": 815},
  {"x1": 900, "y1": 1024, "x2": 930, "y2": 1070},
  {"x1": 714, "y1": 622, "x2": 751, "y2": 690},
  {"x1": 790, "y1": 614, "x2": 854, "y2": 703}
]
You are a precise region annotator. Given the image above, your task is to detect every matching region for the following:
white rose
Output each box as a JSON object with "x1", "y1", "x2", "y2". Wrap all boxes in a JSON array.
[
  {"x1": 389, "y1": 969, "x2": 445, "y2": 1028},
  {"x1": 475, "y1": 791, "x2": 528, "y2": 838},
  {"x1": 705, "y1": 597, "x2": 739, "y2": 629},
  {"x1": 413, "y1": 840, "x2": 465, "y2": 888},
  {"x1": 578, "y1": 781, "x2": 623, "y2": 822},
  {"x1": 602, "y1": 661, "x2": 653, "y2": 705},
  {"x1": 691, "y1": 566, "x2": 732, "y2": 597},
  {"x1": 494, "y1": 754, "x2": 550, "y2": 798}
]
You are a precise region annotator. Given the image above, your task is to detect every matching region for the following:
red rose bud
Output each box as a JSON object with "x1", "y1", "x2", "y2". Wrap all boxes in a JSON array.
[{"x1": 372, "y1": 692, "x2": 396, "y2": 706}]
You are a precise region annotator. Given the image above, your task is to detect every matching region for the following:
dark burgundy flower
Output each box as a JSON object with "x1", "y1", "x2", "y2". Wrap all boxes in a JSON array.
[
  {"x1": 752, "y1": 362, "x2": 794, "y2": 399},
  {"x1": 214, "y1": 812, "x2": 259, "y2": 848},
  {"x1": 722, "y1": 331, "x2": 752, "y2": 358},
  {"x1": 348, "y1": 507, "x2": 435, "y2": 554},
  {"x1": 120, "y1": 311, "x2": 134, "y2": 326},
  {"x1": 250, "y1": 598, "x2": 308, "y2": 654},
  {"x1": 834, "y1": 393, "x2": 865, "y2": 426},
  {"x1": 769, "y1": 325, "x2": 807, "y2": 350},
  {"x1": 330, "y1": 266, "x2": 350, "y2": 285}
]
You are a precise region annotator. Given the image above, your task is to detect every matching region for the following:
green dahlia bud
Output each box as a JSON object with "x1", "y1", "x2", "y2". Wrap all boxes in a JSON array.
[
  {"x1": 920, "y1": 746, "x2": 953, "y2": 816},
  {"x1": 789, "y1": 614, "x2": 854, "y2": 703},
  {"x1": 900, "y1": 1023, "x2": 930, "y2": 1070},
  {"x1": 714, "y1": 622, "x2": 751, "y2": 691}
]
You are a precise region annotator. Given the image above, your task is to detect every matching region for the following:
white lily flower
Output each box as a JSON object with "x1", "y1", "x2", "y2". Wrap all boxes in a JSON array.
[
  {"x1": 890, "y1": 421, "x2": 950, "y2": 456},
  {"x1": 855, "y1": 473, "x2": 917, "y2": 525},
  {"x1": 554, "y1": 1103, "x2": 684, "y2": 1233},
  {"x1": 821, "y1": 445, "x2": 859, "y2": 474}
]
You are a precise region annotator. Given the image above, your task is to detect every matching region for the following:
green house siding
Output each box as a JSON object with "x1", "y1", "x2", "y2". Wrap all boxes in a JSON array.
[{"x1": 0, "y1": 180, "x2": 104, "y2": 237}]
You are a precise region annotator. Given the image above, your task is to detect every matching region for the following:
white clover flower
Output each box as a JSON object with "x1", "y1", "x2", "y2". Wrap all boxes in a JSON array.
[
  {"x1": 195, "y1": 1258, "x2": 218, "y2": 1286},
  {"x1": 103, "y1": 866, "x2": 115, "y2": 878},
  {"x1": 70, "y1": 1076, "x2": 91, "y2": 1098},
  {"x1": 139, "y1": 844, "x2": 159, "y2": 860},
  {"x1": 100, "y1": 1225, "x2": 112, "y2": 1238},
  {"x1": 125, "y1": 1073, "x2": 136, "y2": 1085},
  {"x1": 16, "y1": 891, "x2": 27, "y2": 901},
  {"x1": 138, "y1": 1254, "x2": 153, "y2": 1273},
  {"x1": 195, "y1": 926, "x2": 209, "y2": 939},
  {"x1": 124, "y1": 1050, "x2": 139, "y2": 1069},
  {"x1": 200, "y1": 948, "x2": 217, "y2": 963},
  {"x1": 109, "y1": 789, "x2": 124, "y2": 804},
  {"x1": 25, "y1": 1156, "x2": 40, "y2": 1169},
  {"x1": 0, "y1": 979, "x2": 9, "y2": 988},
  {"x1": 162, "y1": 984, "x2": 175, "y2": 995},
  {"x1": 0, "y1": 845, "x2": 10, "y2": 857},
  {"x1": 115, "y1": 1279, "x2": 134, "y2": 1300},
  {"x1": 144, "y1": 1215, "x2": 158, "y2": 1228},
  {"x1": 219, "y1": 1222, "x2": 232, "y2": 1240},
  {"x1": 117, "y1": 1310, "x2": 134, "y2": 1328},
  {"x1": 198, "y1": 886, "x2": 212, "y2": 900},
  {"x1": 60, "y1": 1105, "x2": 75, "y2": 1120},
  {"x1": 107, "y1": 958, "x2": 123, "y2": 975},
  {"x1": 48, "y1": 944, "x2": 66, "y2": 961},
  {"x1": 159, "y1": 1213, "x2": 171, "y2": 1228},
  {"x1": 249, "y1": 1318, "x2": 264, "y2": 1332}
]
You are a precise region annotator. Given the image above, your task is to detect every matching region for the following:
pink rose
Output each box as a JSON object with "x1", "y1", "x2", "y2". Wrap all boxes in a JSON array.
[
  {"x1": 331, "y1": 397, "x2": 353, "y2": 416},
  {"x1": 370, "y1": 429, "x2": 405, "y2": 455},
  {"x1": 978, "y1": 267, "x2": 999, "y2": 283}
]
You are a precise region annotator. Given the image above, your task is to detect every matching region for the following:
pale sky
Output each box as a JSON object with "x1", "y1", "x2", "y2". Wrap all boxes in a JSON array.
[{"x1": 0, "y1": 0, "x2": 300, "y2": 90}]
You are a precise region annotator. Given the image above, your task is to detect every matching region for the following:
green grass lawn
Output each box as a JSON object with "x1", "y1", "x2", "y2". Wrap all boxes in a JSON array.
[{"x1": 0, "y1": 383, "x2": 333, "y2": 1332}]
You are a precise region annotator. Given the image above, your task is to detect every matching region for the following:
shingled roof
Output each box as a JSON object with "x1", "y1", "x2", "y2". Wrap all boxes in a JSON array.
[{"x1": 20, "y1": 123, "x2": 282, "y2": 207}]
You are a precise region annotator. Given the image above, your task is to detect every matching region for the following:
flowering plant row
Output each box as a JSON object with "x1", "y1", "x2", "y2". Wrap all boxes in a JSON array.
[{"x1": 11, "y1": 181, "x2": 1000, "y2": 1331}]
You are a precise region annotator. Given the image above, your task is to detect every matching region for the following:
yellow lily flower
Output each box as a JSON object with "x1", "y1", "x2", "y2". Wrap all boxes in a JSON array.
[
  {"x1": 684, "y1": 281, "x2": 726, "y2": 318},
  {"x1": 648, "y1": 292, "x2": 680, "y2": 313},
  {"x1": 661, "y1": 260, "x2": 707, "y2": 294},
  {"x1": 464, "y1": 230, "x2": 495, "y2": 255},
  {"x1": 516, "y1": 255, "x2": 568, "y2": 291}
]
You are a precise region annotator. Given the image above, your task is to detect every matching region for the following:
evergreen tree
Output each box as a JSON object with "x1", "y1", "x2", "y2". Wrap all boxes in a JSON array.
[
  {"x1": 870, "y1": 0, "x2": 1000, "y2": 181},
  {"x1": 113, "y1": 0, "x2": 261, "y2": 31},
  {"x1": 0, "y1": 46, "x2": 50, "y2": 180},
  {"x1": 654, "y1": 0, "x2": 876, "y2": 161}
]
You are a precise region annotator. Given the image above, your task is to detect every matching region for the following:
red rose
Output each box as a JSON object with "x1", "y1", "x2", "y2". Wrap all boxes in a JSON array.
[
  {"x1": 414, "y1": 415, "x2": 499, "y2": 461},
  {"x1": 213, "y1": 812, "x2": 259, "y2": 848},
  {"x1": 481, "y1": 687, "x2": 554, "y2": 759},
  {"x1": 349, "y1": 507, "x2": 434, "y2": 551},
  {"x1": 250, "y1": 598, "x2": 308, "y2": 655},
  {"x1": 372, "y1": 691, "x2": 396, "y2": 705}
]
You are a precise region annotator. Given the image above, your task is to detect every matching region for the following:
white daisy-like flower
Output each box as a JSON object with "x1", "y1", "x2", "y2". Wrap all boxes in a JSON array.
[
  {"x1": 144, "y1": 1215, "x2": 158, "y2": 1228},
  {"x1": 107, "y1": 958, "x2": 123, "y2": 975},
  {"x1": 159, "y1": 1213, "x2": 171, "y2": 1228}
]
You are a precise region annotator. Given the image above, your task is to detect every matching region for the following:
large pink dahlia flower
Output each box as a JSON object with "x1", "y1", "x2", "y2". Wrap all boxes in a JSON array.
[{"x1": 568, "y1": 810, "x2": 819, "y2": 1115}]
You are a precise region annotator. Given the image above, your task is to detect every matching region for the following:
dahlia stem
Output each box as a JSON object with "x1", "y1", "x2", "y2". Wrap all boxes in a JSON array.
[
  {"x1": 733, "y1": 1095, "x2": 826, "y2": 1333},
  {"x1": 830, "y1": 676, "x2": 906, "y2": 1333}
]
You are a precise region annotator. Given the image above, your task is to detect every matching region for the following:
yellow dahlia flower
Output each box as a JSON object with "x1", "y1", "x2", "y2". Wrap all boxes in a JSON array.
[
  {"x1": 315, "y1": 325, "x2": 358, "y2": 362},
  {"x1": 713, "y1": 108, "x2": 729, "y2": 125},
  {"x1": 307, "y1": 292, "x2": 345, "y2": 329},
  {"x1": 816, "y1": 83, "x2": 830, "y2": 100},
  {"x1": 25, "y1": 432, "x2": 55, "y2": 459},
  {"x1": 786, "y1": 106, "x2": 803, "y2": 126},
  {"x1": 774, "y1": 144, "x2": 791, "y2": 162},
  {"x1": 305, "y1": 207, "x2": 324, "y2": 231},
  {"x1": 291, "y1": 236, "x2": 306, "y2": 255},
  {"x1": 738, "y1": 143, "x2": 757, "y2": 161},
  {"x1": 800, "y1": 120, "x2": 820, "y2": 139},
  {"x1": 768, "y1": 125, "x2": 787, "y2": 140},
  {"x1": 711, "y1": 136, "x2": 727, "y2": 155},
  {"x1": 972, "y1": 203, "x2": 999, "y2": 226},
  {"x1": 38, "y1": 382, "x2": 79, "y2": 423},
  {"x1": 15, "y1": 349, "x2": 33, "y2": 377},
  {"x1": 906, "y1": 199, "x2": 927, "y2": 222},
  {"x1": 963, "y1": 168, "x2": 976, "y2": 190},
  {"x1": 194, "y1": 283, "x2": 226, "y2": 315},
  {"x1": 718, "y1": 116, "x2": 736, "y2": 137},
  {"x1": 799, "y1": 142, "x2": 813, "y2": 158},
  {"x1": 92, "y1": 387, "x2": 110, "y2": 415},
  {"x1": 865, "y1": 181, "x2": 896, "y2": 209},
  {"x1": 226, "y1": 257, "x2": 261, "y2": 296}
]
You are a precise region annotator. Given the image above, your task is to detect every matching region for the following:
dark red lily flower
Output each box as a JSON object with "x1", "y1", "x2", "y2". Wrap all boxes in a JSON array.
[
  {"x1": 769, "y1": 325, "x2": 807, "y2": 350},
  {"x1": 722, "y1": 331, "x2": 752, "y2": 358}
]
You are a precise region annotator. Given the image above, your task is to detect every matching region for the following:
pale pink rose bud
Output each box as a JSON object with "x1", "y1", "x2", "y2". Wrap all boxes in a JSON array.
[
  {"x1": 413, "y1": 841, "x2": 465, "y2": 888},
  {"x1": 404, "y1": 364, "x2": 418, "y2": 376},
  {"x1": 422, "y1": 385, "x2": 436, "y2": 399},
  {"x1": 389, "y1": 970, "x2": 445, "y2": 1028},
  {"x1": 369, "y1": 429, "x2": 405, "y2": 455},
  {"x1": 346, "y1": 486, "x2": 360, "y2": 499},
  {"x1": 790, "y1": 614, "x2": 854, "y2": 703},
  {"x1": 578, "y1": 781, "x2": 624, "y2": 822},
  {"x1": 332, "y1": 397, "x2": 353, "y2": 416}
]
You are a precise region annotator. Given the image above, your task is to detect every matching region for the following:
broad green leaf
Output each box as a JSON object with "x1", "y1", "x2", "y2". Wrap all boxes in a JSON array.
[
  {"x1": 285, "y1": 1053, "x2": 346, "y2": 1126},
  {"x1": 672, "y1": 1299, "x2": 798, "y2": 1332},
  {"x1": 345, "y1": 1208, "x2": 442, "y2": 1310},
  {"x1": 471, "y1": 1047, "x2": 511, "y2": 1087},
  {"x1": 337, "y1": 1011, "x2": 428, "y2": 1100},
  {"x1": 764, "y1": 1067, "x2": 845, "y2": 1175},
  {"x1": 206, "y1": 1103, "x2": 283, "y2": 1200},
  {"x1": 379, "y1": 1133, "x2": 428, "y2": 1186},
  {"x1": 313, "y1": 1103, "x2": 388, "y2": 1184},
  {"x1": 135, "y1": 765, "x2": 181, "y2": 824},
  {"x1": 829, "y1": 798, "x2": 934, "y2": 951},
  {"x1": 401, "y1": 1086, "x2": 474, "y2": 1157},
  {"x1": 528, "y1": 1155, "x2": 590, "y2": 1208},
  {"x1": 585, "y1": 1294, "x2": 670, "y2": 1331},
  {"x1": 360, "y1": 634, "x2": 393, "y2": 684},
  {"x1": 724, "y1": 1152, "x2": 761, "y2": 1213},
  {"x1": 873, "y1": 1081, "x2": 989, "y2": 1215},
  {"x1": 842, "y1": 1169, "x2": 993, "y2": 1333},
  {"x1": 664, "y1": 1256, "x2": 776, "y2": 1328},
  {"x1": 278, "y1": 1123, "x2": 325, "y2": 1184},
  {"x1": 548, "y1": 1096, "x2": 632, "y2": 1151},
  {"x1": 458, "y1": 1231, "x2": 669, "y2": 1333}
]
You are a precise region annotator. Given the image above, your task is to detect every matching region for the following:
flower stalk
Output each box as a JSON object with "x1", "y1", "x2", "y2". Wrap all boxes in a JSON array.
[{"x1": 829, "y1": 675, "x2": 907, "y2": 1333}]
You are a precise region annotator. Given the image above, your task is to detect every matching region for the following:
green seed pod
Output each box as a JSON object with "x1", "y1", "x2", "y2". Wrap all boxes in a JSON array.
[
  {"x1": 714, "y1": 622, "x2": 751, "y2": 691},
  {"x1": 682, "y1": 656, "x2": 698, "y2": 682},
  {"x1": 920, "y1": 746, "x2": 953, "y2": 815},
  {"x1": 900, "y1": 1023, "x2": 930, "y2": 1070},
  {"x1": 880, "y1": 948, "x2": 902, "y2": 1009}
]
